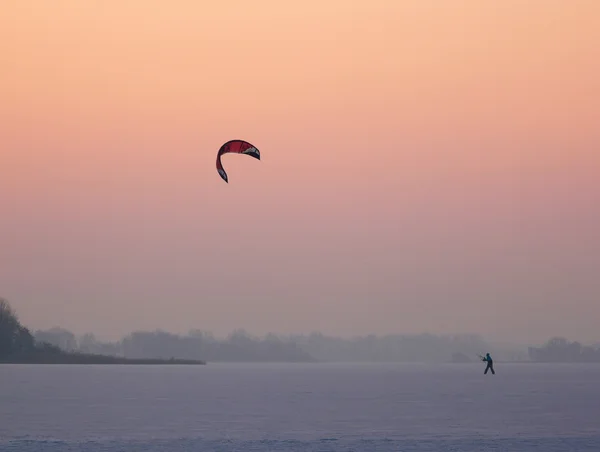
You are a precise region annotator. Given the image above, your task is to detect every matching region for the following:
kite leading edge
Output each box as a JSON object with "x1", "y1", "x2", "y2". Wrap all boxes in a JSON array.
[{"x1": 216, "y1": 139, "x2": 260, "y2": 183}]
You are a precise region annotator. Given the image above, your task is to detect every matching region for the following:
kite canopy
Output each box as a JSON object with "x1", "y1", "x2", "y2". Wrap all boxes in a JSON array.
[{"x1": 216, "y1": 139, "x2": 260, "y2": 183}]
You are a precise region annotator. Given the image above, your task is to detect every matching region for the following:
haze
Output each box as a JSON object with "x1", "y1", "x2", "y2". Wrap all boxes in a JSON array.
[{"x1": 1, "y1": 0, "x2": 598, "y2": 345}]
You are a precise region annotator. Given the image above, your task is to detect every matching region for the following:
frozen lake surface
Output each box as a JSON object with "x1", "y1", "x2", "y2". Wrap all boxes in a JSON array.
[{"x1": 1, "y1": 362, "x2": 599, "y2": 451}]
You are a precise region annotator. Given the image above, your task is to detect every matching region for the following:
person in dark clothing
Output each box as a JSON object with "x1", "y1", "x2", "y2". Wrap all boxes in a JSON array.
[{"x1": 482, "y1": 353, "x2": 495, "y2": 375}]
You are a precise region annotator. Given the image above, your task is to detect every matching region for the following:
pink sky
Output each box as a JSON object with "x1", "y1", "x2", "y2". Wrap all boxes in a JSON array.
[{"x1": 1, "y1": 0, "x2": 599, "y2": 344}]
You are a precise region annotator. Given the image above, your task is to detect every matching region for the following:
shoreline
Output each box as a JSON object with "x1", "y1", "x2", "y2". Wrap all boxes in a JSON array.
[{"x1": 0, "y1": 352, "x2": 206, "y2": 365}]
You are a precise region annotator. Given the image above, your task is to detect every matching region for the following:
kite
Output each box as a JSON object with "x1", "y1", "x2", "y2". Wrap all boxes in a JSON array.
[{"x1": 216, "y1": 139, "x2": 260, "y2": 183}]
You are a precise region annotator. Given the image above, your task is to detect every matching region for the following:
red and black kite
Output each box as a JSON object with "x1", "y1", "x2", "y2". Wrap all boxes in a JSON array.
[{"x1": 216, "y1": 139, "x2": 260, "y2": 183}]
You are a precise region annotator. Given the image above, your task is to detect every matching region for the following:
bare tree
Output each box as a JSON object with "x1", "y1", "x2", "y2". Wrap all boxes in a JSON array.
[
  {"x1": 0, "y1": 298, "x2": 19, "y2": 356},
  {"x1": 0, "y1": 297, "x2": 17, "y2": 323},
  {"x1": 0, "y1": 298, "x2": 35, "y2": 358}
]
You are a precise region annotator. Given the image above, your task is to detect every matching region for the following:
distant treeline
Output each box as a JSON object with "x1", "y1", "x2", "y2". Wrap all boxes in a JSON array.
[
  {"x1": 7, "y1": 297, "x2": 599, "y2": 364},
  {"x1": 0, "y1": 299, "x2": 204, "y2": 365},
  {"x1": 36, "y1": 328, "x2": 316, "y2": 363},
  {"x1": 32, "y1": 327, "x2": 530, "y2": 363},
  {"x1": 287, "y1": 332, "x2": 528, "y2": 363},
  {"x1": 528, "y1": 337, "x2": 600, "y2": 363}
]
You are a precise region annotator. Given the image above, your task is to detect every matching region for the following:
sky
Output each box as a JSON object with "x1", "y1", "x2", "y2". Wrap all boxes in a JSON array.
[{"x1": 1, "y1": 0, "x2": 599, "y2": 345}]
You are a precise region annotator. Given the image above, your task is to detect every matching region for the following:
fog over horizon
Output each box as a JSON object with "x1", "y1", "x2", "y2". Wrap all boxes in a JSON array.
[
  {"x1": 2, "y1": 1, "x2": 599, "y2": 347},
  {"x1": 5, "y1": 289, "x2": 600, "y2": 346}
]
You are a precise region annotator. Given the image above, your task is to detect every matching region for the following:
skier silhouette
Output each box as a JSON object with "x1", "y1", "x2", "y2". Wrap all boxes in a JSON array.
[{"x1": 482, "y1": 353, "x2": 495, "y2": 375}]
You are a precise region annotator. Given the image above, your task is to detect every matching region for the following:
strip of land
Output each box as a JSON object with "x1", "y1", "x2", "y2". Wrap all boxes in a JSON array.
[{"x1": 0, "y1": 299, "x2": 206, "y2": 365}]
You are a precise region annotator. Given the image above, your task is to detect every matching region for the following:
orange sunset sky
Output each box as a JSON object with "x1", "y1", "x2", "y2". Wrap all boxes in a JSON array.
[{"x1": 1, "y1": 0, "x2": 599, "y2": 344}]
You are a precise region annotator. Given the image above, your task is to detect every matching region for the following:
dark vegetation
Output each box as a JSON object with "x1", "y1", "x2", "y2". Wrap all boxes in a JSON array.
[
  {"x1": 31, "y1": 324, "x2": 527, "y2": 363},
  {"x1": 287, "y1": 332, "x2": 526, "y2": 363},
  {"x1": 38, "y1": 328, "x2": 317, "y2": 363},
  {"x1": 0, "y1": 298, "x2": 205, "y2": 365},
  {"x1": 4, "y1": 297, "x2": 599, "y2": 364},
  {"x1": 528, "y1": 337, "x2": 600, "y2": 363}
]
